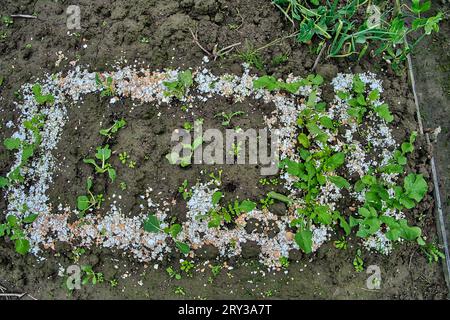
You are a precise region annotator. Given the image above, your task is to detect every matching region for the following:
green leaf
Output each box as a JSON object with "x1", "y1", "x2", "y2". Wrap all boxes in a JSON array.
[
  {"x1": 253, "y1": 76, "x2": 279, "y2": 91},
  {"x1": 107, "y1": 168, "x2": 116, "y2": 182},
  {"x1": 239, "y1": 200, "x2": 256, "y2": 213},
  {"x1": 399, "y1": 219, "x2": 421, "y2": 241},
  {"x1": 4, "y1": 138, "x2": 21, "y2": 150},
  {"x1": 328, "y1": 176, "x2": 350, "y2": 189},
  {"x1": 96, "y1": 145, "x2": 111, "y2": 162},
  {"x1": 175, "y1": 241, "x2": 190, "y2": 254},
  {"x1": 169, "y1": 224, "x2": 182, "y2": 238},
  {"x1": 297, "y1": 133, "x2": 310, "y2": 148},
  {"x1": 315, "y1": 206, "x2": 332, "y2": 225},
  {"x1": 166, "y1": 152, "x2": 179, "y2": 165},
  {"x1": 368, "y1": 89, "x2": 380, "y2": 102},
  {"x1": 192, "y1": 137, "x2": 203, "y2": 150},
  {"x1": 295, "y1": 229, "x2": 313, "y2": 254},
  {"x1": 374, "y1": 103, "x2": 394, "y2": 123},
  {"x1": 352, "y1": 75, "x2": 365, "y2": 94},
  {"x1": 15, "y1": 238, "x2": 30, "y2": 255},
  {"x1": 339, "y1": 217, "x2": 351, "y2": 236},
  {"x1": 325, "y1": 152, "x2": 345, "y2": 171},
  {"x1": 0, "y1": 176, "x2": 9, "y2": 188},
  {"x1": 319, "y1": 116, "x2": 334, "y2": 129},
  {"x1": 143, "y1": 214, "x2": 161, "y2": 233},
  {"x1": 23, "y1": 214, "x2": 38, "y2": 224},
  {"x1": 77, "y1": 195, "x2": 90, "y2": 211},
  {"x1": 404, "y1": 173, "x2": 427, "y2": 203},
  {"x1": 212, "y1": 191, "x2": 222, "y2": 206}
]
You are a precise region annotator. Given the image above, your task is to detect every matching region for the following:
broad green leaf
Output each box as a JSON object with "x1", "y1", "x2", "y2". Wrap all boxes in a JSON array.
[
  {"x1": 295, "y1": 229, "x2": 313, "y2": 254},
  {"x1": 0, "y1": 176, "x2": 9, "y2": 188},
  {"x1": 23, "y1": 213, "x2": 38, "y2": 224},
  {"x1": 169, "y1": 224, "x2": 182, "y2": 238},
  {"x1": 297, "y1": 133, "x2": 310, "y2": 148},
  {"x1": 175, "y1": 241, "x2": 190, "y2": 254},
  {"x1": 404, "y1": 173, "x2": 427, "y2": 202},
  {"x1": 325, "y1": 152, "x2": 345, "y2": 171},
  {"x1": 319, "y1": 116, "x2": 334, "y2": 129},
  {"x1": 107, "y1": 168, "x2": 116, "y2": 182},
  {"x1": 15, "y1": 238, "x2": 30, "y2": 255},
  {"x1": 143, "y1": 214, "x2": 161, "y2": 233},
  {"x1": 77, "y1": 195, "x2": 90, "y2": 211},
  {"x1": 166, "y1": 152, "x2": 179, "y2": 165},
  {"x1": 96, "y1": 145, "x2": 111, "y2": 161},
  {"x1": 239, "y1": 200, "x2": 256, "y2": 212},
  {"x1": 212, "y1": 191, "x2": 222, "y2": 206},
  {"x1": 4, "y1": 138, "x2": 21, "y2": 150},
  {"x1": 328, "y1": 176, "x2": 350, "y2": 189},
  {"x1": 374, "y1": 104, "x2": 394, "y2": 123},
  {"x1": 399, "y1": 219, "x2": 421, "y2": 241}
]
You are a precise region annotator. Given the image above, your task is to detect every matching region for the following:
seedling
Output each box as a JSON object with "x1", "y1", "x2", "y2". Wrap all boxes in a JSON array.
[
  {"x1": 32, "y1": 84, "x2": 55, "y2": 105},
  {"x1": 166, "y1": 266, "x2": 182, "y2": 280},
  {"x1": 209, "y1": 170, "x2": 223, "y2": 187},
  {"x1": 95, "y1": 73, "x2": 115, "y2": 97},
  {"x1": 271, "y1": 53, "x2": 289, "y2": 66},
  {"x1": 229, "y1": 142, "x2": 242, "y2": 157},
  {"x1": 206, "y1": 191, "x2": 257, "y2": 228},
  {"x1": 83, "y1": 145, "x2": 117, "y2": 182},
  {"x1": 81, "y1": 265, "x2": 104, "y2": 285},
  {"x1": 2, "y1": 16, "x2": 13, "y2": 26},
  {"x1": 260, "y1": 195, "x2": 274, "y2": 209},
  {"x1": 174, "y1": 286, "x2": 185, "y2": 296},
  {"x1": 279, "y1": 256, "x2": 290, "y2": 268},
  {"x1": 259, "y1": 178, "x2": 280, "y2": 186},
  {"x1": 166, "y1": 136, "x2": 203, "y2": 167},
  {"x1": 71, "y1": 248, "x2": 86, "y2": 263},
  {"x1": 237, "y1": 47, "x2": 264, "y2": 70},
  {"x1": 1, "y1": 114, "x2": 45, "y2": 188},
  {"x1": 163, "y1": 70, "x2": 193, "y2": 99},
  {"x1": 119, "y1": 182, "x2": 127, "y2": 191},
  {"x1": 77, "y1": 177, "x2": 104, "y2": 215},
  {"x1": 119, "y1": 152, "x2": 129, "y2": 165},
  {"x1": 421, "y1": 242, "x2": 445, "y2": 264},
  {"x1": 334, "y1": 237, "x2": 348, "y2": 250},
  {"x1": 128, "y1": 160, "x2": 136, "y2": 169},
  {"x1": 109, "y1": 279, "x2": 118, "y2": 287},
  {"x1": 0, "y1": 213, "x2": 37, "y2": 255},
  {"x1": 353, "y1": 249, "x2": 364, "y2": 272},
  {"x1": 178, "y1": 180, "x2": 192, "y2": 200},
  {"x1": 99, "y1": 119, "x2": 126, "y2": 139},
  {"x1": 380, "y1": 131, "x2": 417, "y2": 174},
  {"x1": 143, "y1": 214, "x2": 190, "y2": 254},
  {"x1": 215, "y1": 111, "x2": 244, "y2": 127},
  {"x1": 180, "y1": 260, "x2": 195, "y2": 277}
]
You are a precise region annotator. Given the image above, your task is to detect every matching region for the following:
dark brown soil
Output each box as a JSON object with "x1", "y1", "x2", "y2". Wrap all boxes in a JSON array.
[{"x1": 0, "y1": 0, "x2": 448, "y2": 299}]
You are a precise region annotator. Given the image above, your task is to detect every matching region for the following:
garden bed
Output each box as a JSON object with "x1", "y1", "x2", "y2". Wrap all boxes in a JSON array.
[{"x1": 0, "y1": 0, "x2": 448, "y2": 299}]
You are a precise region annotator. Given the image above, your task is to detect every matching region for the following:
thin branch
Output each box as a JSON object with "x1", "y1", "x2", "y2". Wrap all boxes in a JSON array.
[{"x1": 311, "y1": 43, "x2": 327, "y2": 71}]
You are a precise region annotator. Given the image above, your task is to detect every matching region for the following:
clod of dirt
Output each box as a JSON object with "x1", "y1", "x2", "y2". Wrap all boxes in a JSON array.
[
  {"x1": 316, "y1": 64, "x2": 338, "y2": 81},
  {"x1": 241, "y1": 241, "x2": 260, "y2": 259}
]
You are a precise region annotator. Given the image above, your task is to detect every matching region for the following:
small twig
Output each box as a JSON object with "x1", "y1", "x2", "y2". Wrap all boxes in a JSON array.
[
  {"x1": 189, "y1": 27, "x2": 213, "y2": 57},
  {"x1": 10, "y1": 14, "x2": 37, "y2": 19},
  {"x1": 311, "y1": 43, "x2": 327, "y2": 71},
  {"x1": 189, "y1": 27, "x2": 241, "y2": 61}
]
